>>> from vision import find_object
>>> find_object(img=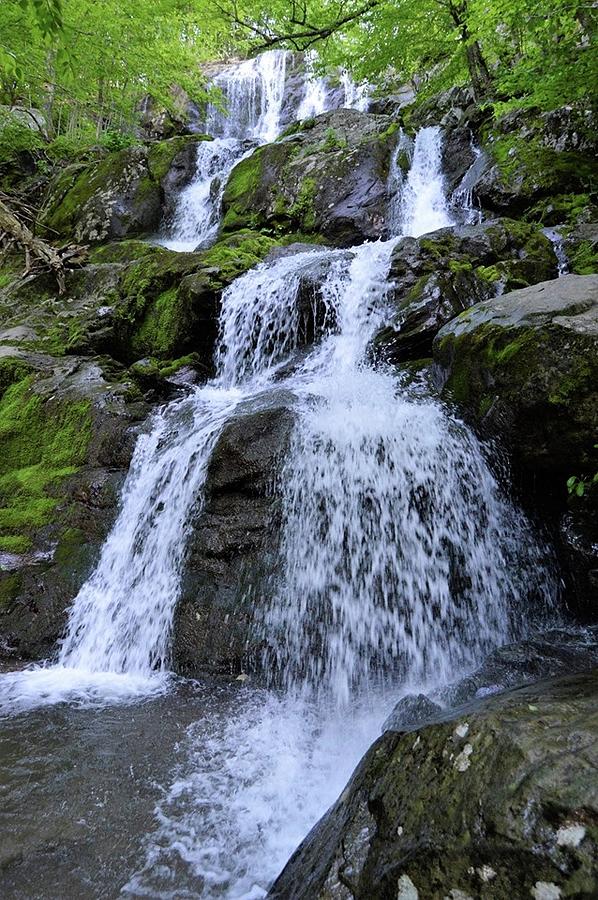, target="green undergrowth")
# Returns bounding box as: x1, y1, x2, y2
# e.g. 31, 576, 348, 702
0, 375, 92, 553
